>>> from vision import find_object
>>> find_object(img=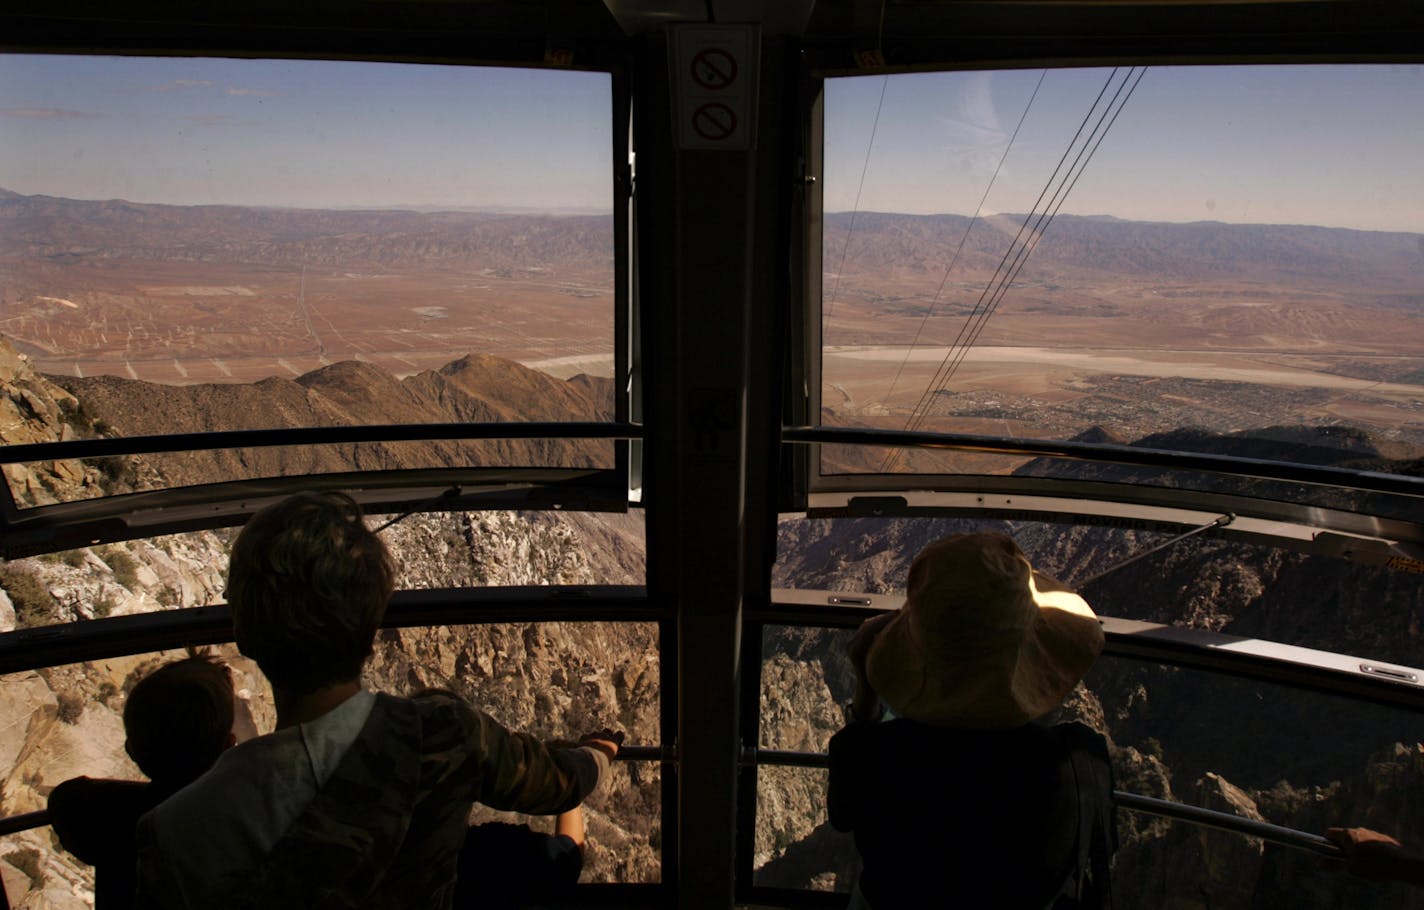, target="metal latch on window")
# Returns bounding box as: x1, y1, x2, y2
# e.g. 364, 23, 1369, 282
1360, 663, 1419, 684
